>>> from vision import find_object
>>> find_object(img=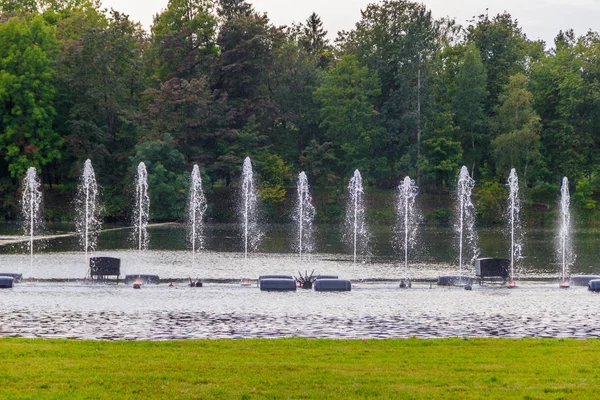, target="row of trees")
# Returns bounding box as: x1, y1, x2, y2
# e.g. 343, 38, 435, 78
1, 0, 600, 223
